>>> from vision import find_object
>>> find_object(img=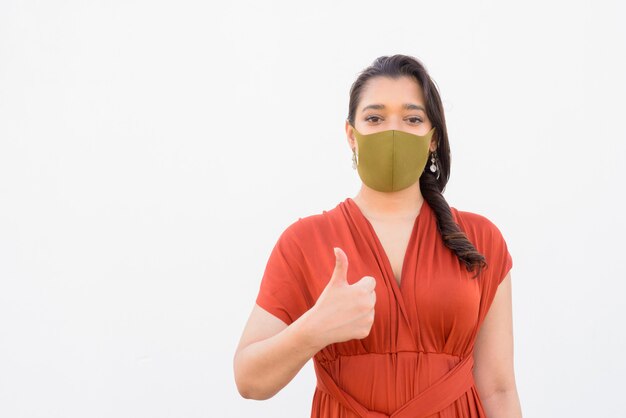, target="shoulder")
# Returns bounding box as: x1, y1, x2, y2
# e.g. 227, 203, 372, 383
451, 207, 500, 231
451, 206, 514, 283
280, 200, 344, 238
274, 207, 334, 247
450, 206, 509, 251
